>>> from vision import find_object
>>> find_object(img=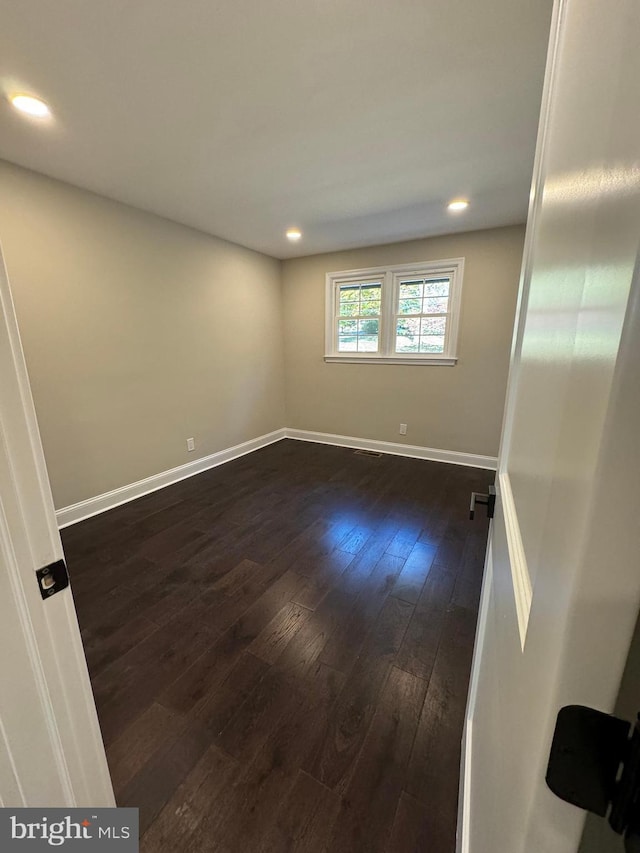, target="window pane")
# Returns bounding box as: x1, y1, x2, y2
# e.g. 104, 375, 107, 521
357, 335, 379, 352
399, 282, 423, 300
419, 336, 445, 353
360, 285, 382, 301
339, 286, 360, 302
338, 319, 357, 335
360, 300, 381, 316
398, 298, 422, 315
339, 301, 359, 316
397, 317, 420, 336
357, 319, 379, 335
396, 317, 420, 352
424, 279, 450, 297
338, 336, 358, 351
420, 317, 446, 335
396, 336, 419, 353
423, 296, 449, 313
